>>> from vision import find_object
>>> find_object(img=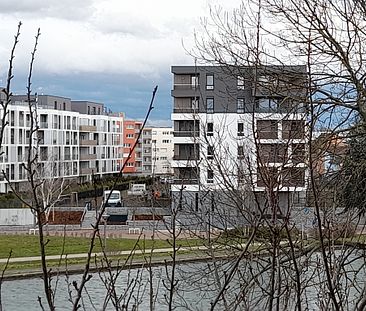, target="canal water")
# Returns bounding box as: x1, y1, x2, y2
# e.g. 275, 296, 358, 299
3, 263, 212, 311
3, 251, 366, 310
